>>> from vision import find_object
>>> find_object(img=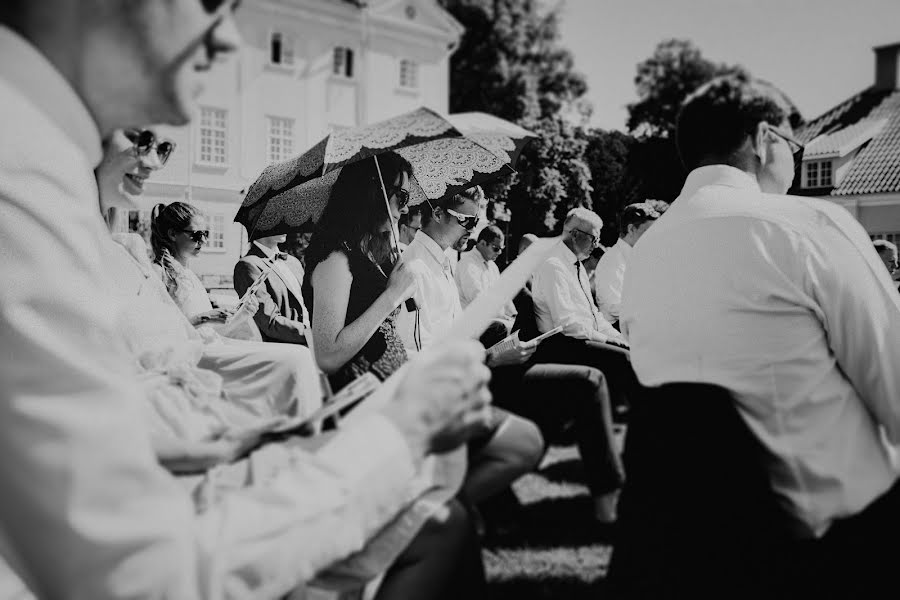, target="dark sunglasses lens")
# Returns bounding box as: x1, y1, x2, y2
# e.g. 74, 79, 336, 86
201, 0, 228, 12
190, 231, 210, 243
157, 142, 174, 164
462, 217, 478, 230
135, 130, 155, 153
